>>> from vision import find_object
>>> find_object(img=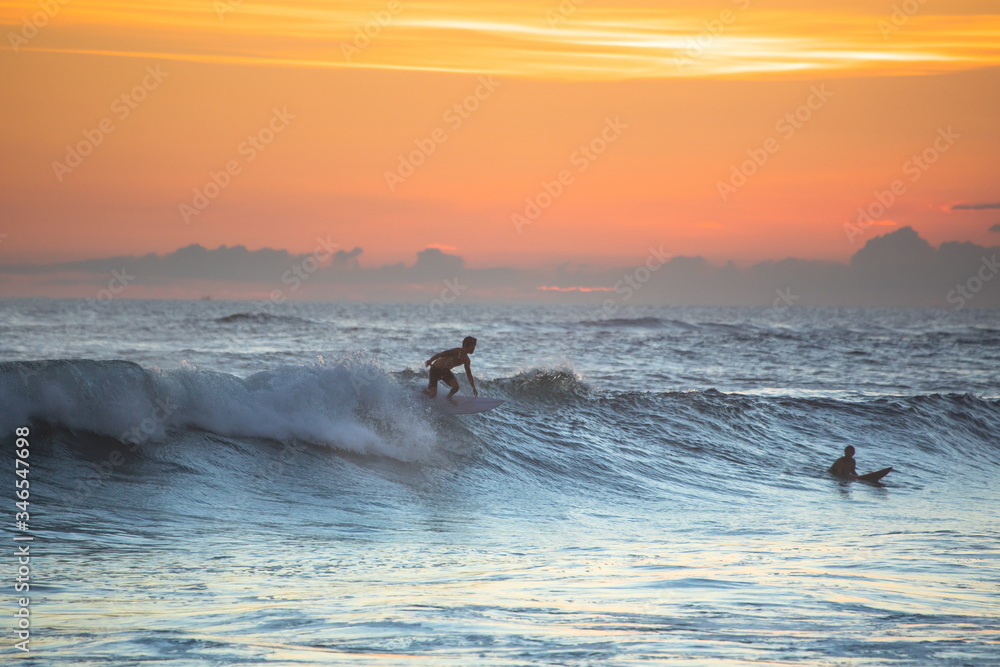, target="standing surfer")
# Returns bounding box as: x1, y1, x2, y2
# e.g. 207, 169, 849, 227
424, 336, 478, 404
